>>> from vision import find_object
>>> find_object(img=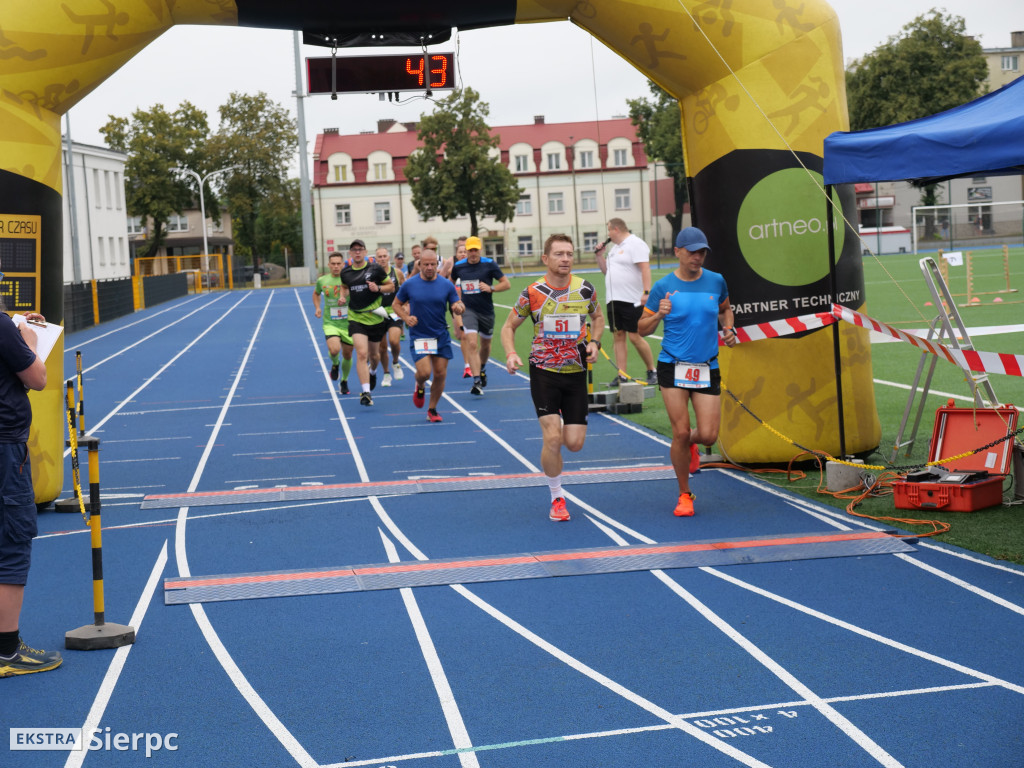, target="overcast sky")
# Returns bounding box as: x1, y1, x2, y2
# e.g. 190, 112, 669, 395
66, 0, 1024, 165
